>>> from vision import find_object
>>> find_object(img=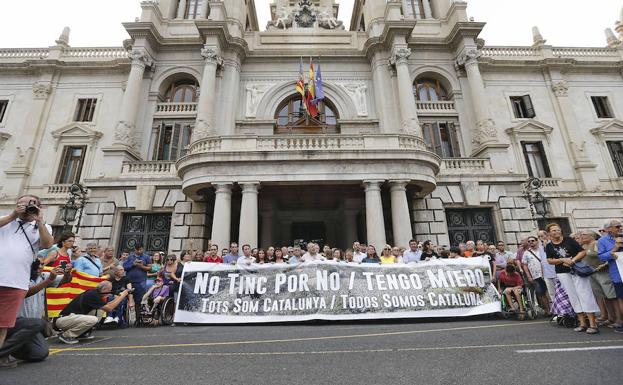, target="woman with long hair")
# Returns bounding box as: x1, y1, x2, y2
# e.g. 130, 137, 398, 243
421, 240, 439, 261
146, 252, 163, 290
545, 223, 600, 334
43, 232, 75, 267
362, 245, 380, 264
274, 248, 285, 264
257, 249, 267, 264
